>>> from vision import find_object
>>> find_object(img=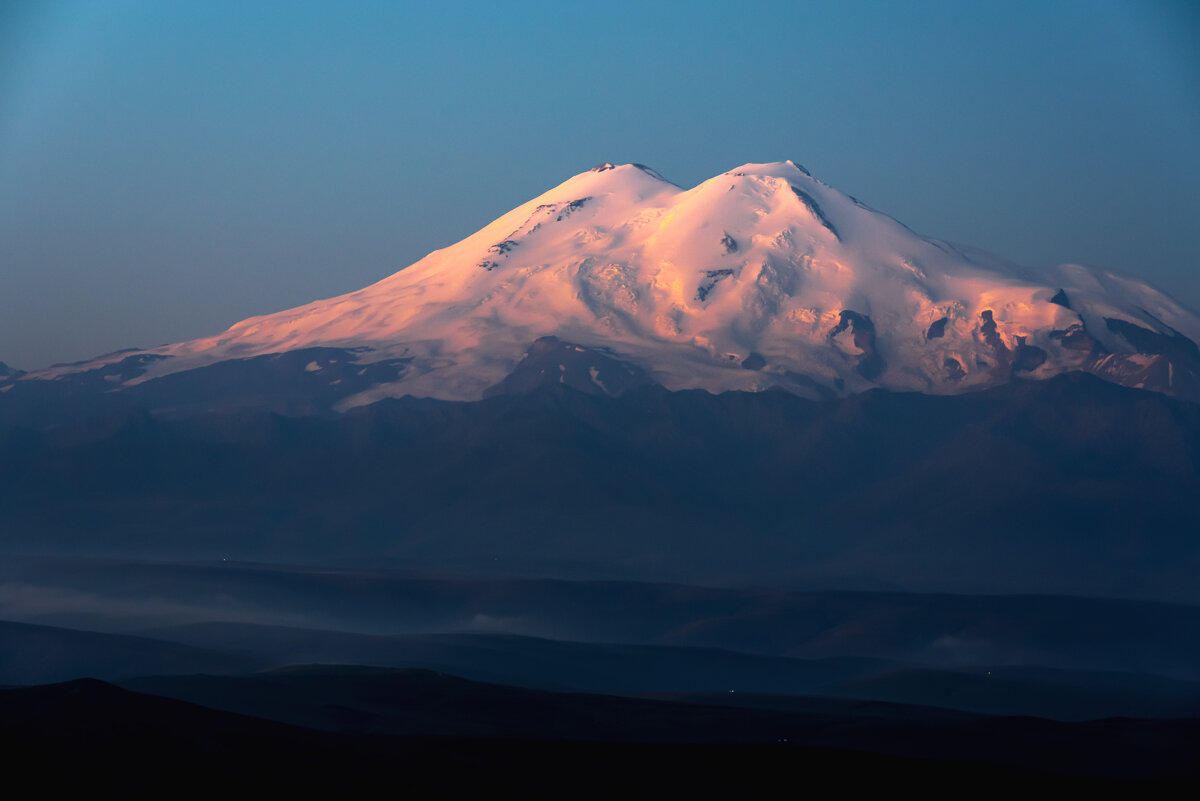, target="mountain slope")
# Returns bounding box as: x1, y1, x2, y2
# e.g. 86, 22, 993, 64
3, 376, 1199, 601
7, 161, 1200, 412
